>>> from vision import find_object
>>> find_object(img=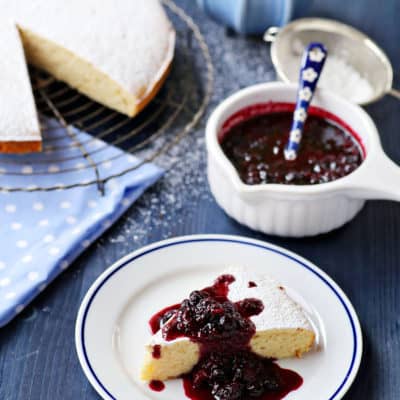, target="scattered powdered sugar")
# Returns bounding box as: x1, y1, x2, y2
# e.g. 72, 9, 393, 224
103, 131, 213, 250
318, 55, 375, 104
